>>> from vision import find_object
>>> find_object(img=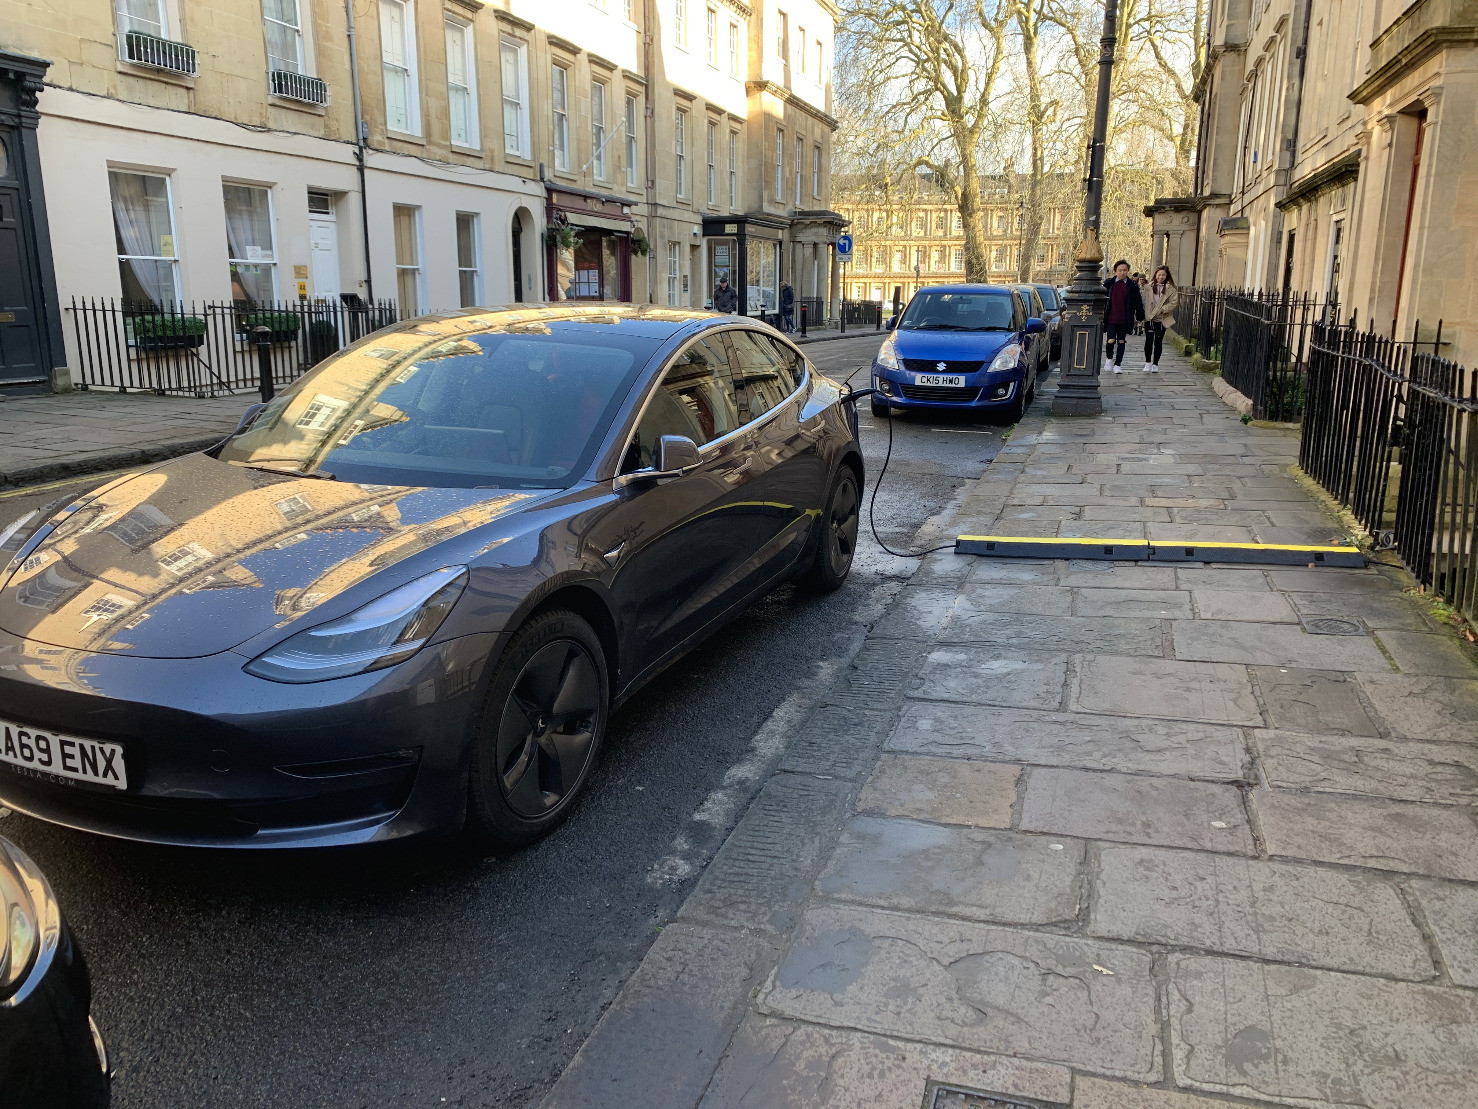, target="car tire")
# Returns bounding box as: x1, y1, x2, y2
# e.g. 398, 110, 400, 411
465, 609, 609, 849
799, 467, 861, 593
870, 396, 890, 420
1002, 382, 1028, 424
